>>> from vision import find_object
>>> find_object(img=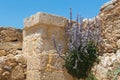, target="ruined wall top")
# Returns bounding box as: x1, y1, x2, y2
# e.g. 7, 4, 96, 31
24, 12, 68, 29
100, 0, 120, 12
